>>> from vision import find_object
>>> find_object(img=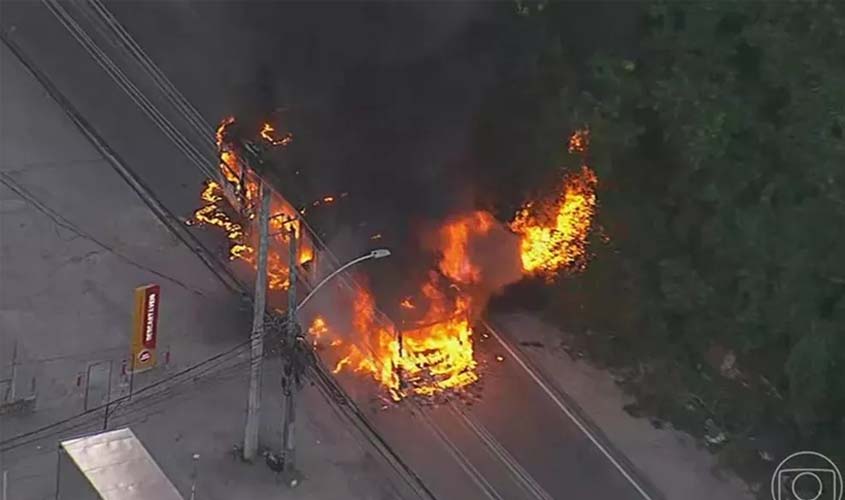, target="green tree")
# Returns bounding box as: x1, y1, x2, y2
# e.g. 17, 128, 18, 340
574, 0, 845, 459
484, 0, 845, 474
